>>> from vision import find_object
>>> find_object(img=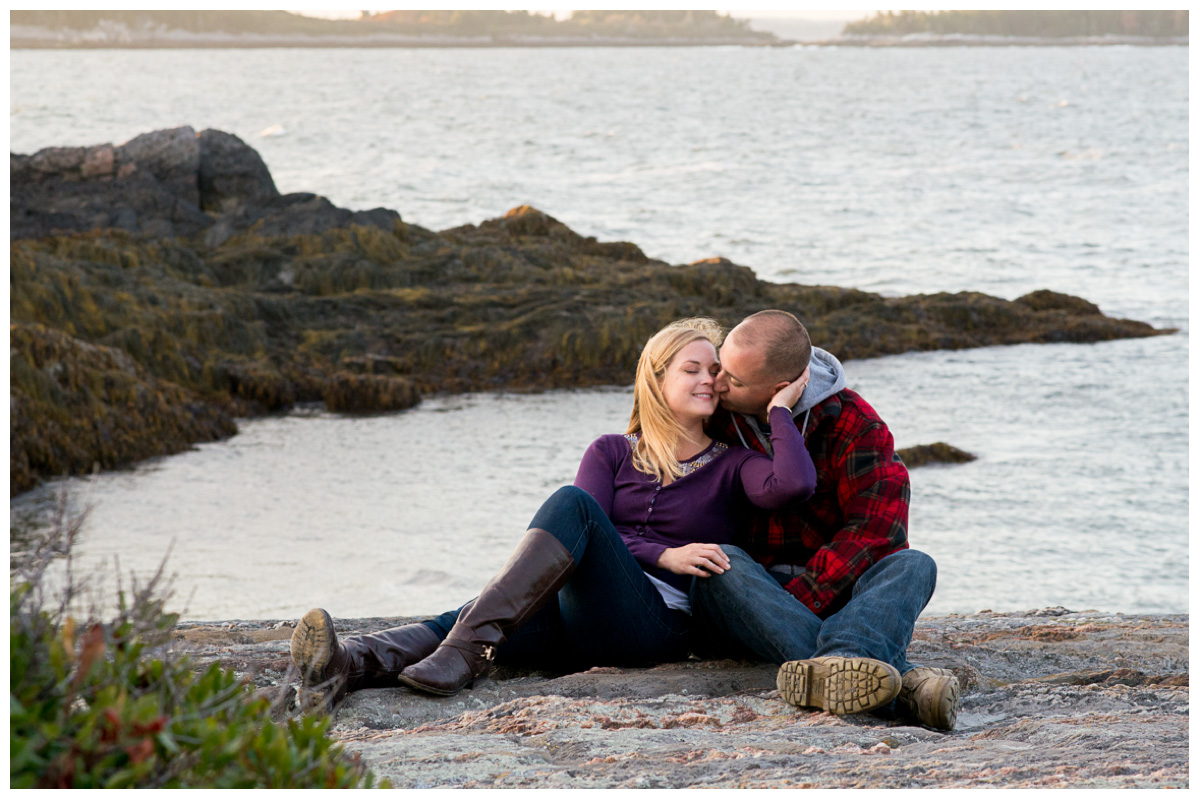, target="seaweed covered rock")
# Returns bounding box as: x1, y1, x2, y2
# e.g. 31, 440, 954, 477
8, 128, 1172, 495
322, 373, 420, 413
897, 442, 977, 468
9, 323, 237, 496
